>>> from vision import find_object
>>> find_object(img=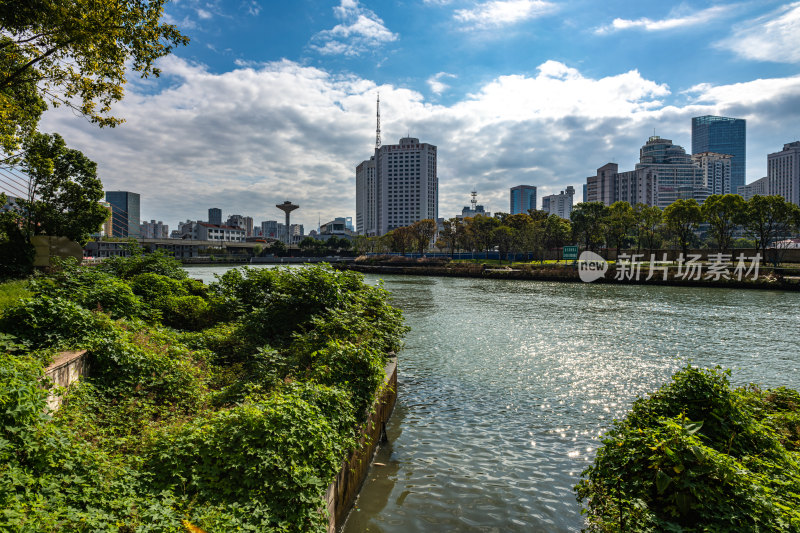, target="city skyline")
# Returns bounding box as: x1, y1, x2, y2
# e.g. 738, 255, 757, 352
32, 1, 800, 230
